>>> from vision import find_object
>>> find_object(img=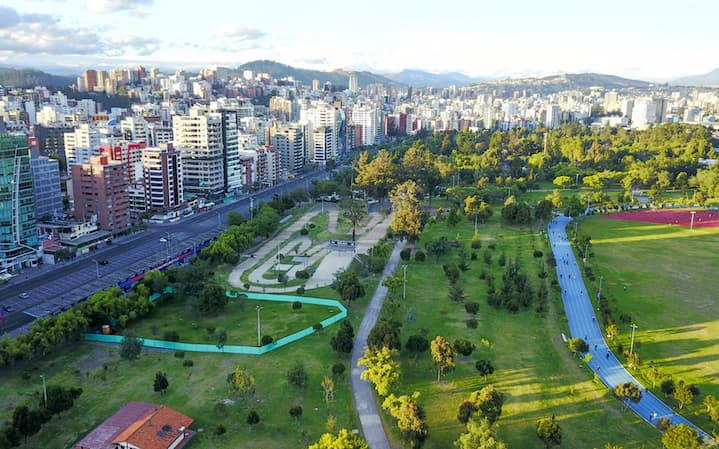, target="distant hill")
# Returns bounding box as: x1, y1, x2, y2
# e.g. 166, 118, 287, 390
383, 69, 491, 88
468, 72, 653, 95
0, 68, 75, 89
671, 68, 719, 86
227, 60, 403, 89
